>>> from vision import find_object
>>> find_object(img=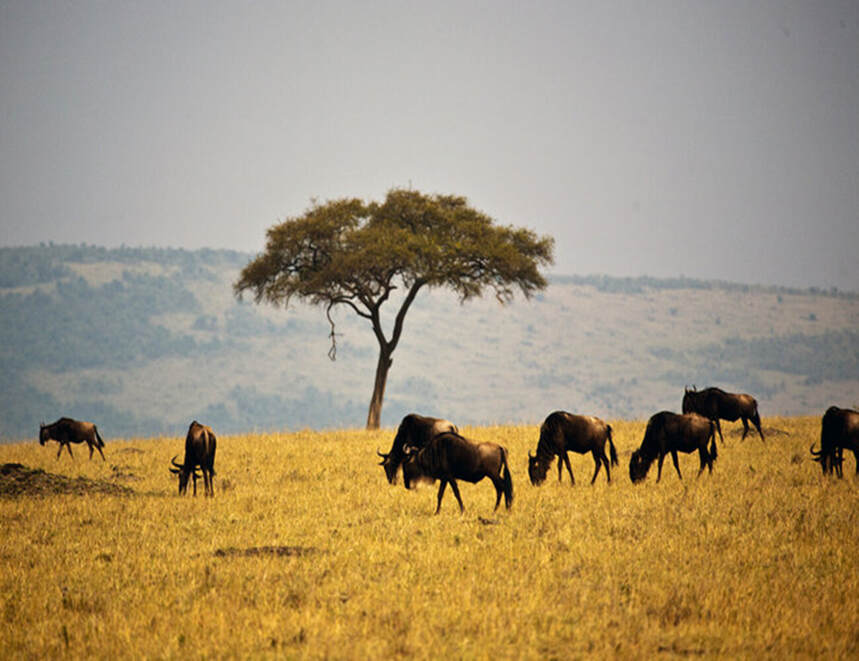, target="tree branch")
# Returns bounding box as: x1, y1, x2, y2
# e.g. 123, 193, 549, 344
389, 278, 426, 350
